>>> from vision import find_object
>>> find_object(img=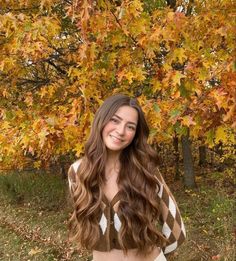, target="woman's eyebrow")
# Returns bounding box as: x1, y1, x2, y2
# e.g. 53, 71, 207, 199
113, 114, 137, 126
